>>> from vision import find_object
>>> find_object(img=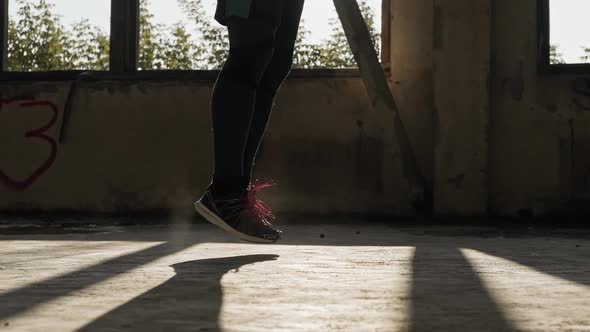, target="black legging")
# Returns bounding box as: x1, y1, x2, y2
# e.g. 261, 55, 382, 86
209, 0, 305, 195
